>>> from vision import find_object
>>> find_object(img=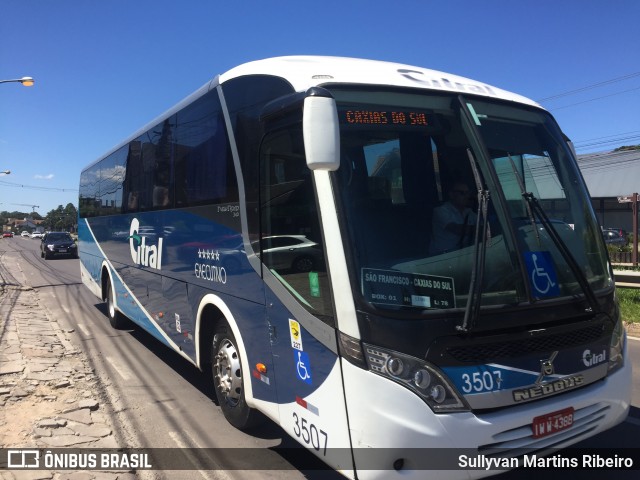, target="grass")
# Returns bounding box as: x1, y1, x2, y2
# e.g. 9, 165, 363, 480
617, 287, 640, 324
